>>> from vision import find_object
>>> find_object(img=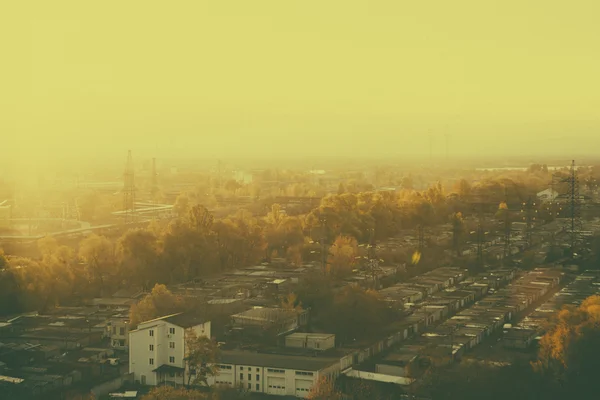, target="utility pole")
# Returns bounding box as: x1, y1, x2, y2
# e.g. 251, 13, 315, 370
320, 216, 328, 275
452, 213, 463, 257
123, 150, 135, 224
217, 159, 222, 190
476, 220, 484, 269
567, 160, 582, 256
503, 188, 512, 261
367, 228, 381, 289
151, 157, 159, 218
521, 196, 536, 248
